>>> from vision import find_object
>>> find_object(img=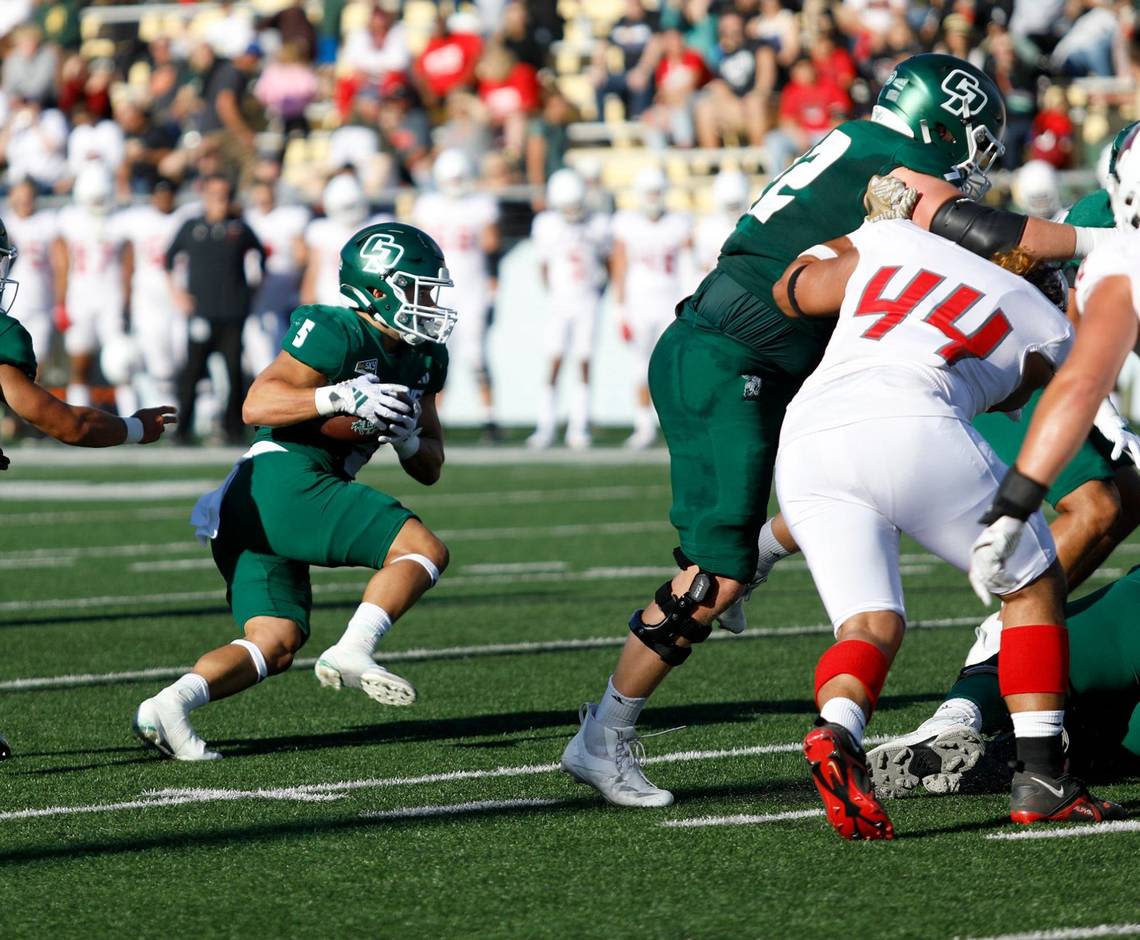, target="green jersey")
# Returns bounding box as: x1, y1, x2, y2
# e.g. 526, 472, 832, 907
709, 119, 950, 354
1062, 190, 1114, 275
0, 312, 37, 380
254, 304, 448, 475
